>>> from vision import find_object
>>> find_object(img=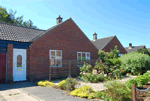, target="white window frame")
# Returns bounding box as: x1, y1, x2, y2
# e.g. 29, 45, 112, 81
49, 50, 62, 67
77, 52, 90, 67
